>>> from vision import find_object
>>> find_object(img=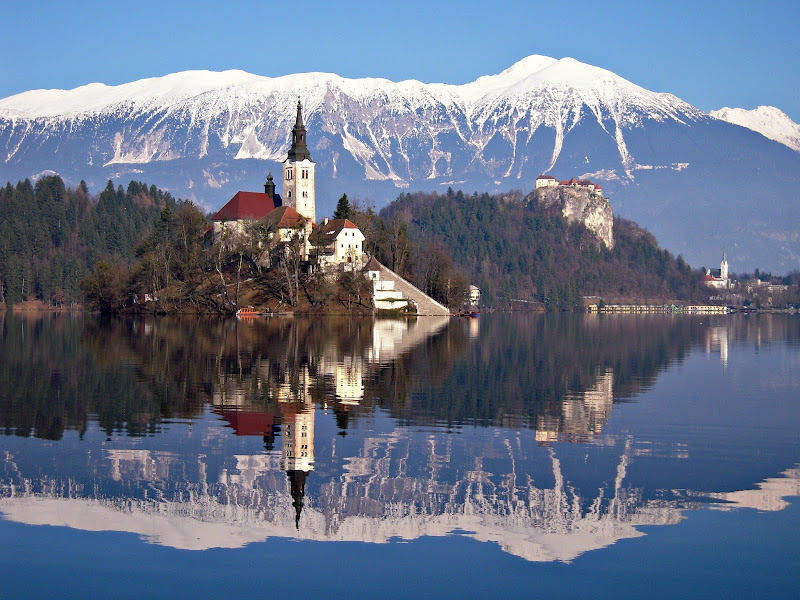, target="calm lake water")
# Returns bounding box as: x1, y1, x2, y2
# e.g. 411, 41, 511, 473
1, 312, 799, 599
